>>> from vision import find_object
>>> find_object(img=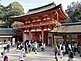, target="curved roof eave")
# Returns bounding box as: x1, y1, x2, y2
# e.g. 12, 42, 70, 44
11, 2, 68, 21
